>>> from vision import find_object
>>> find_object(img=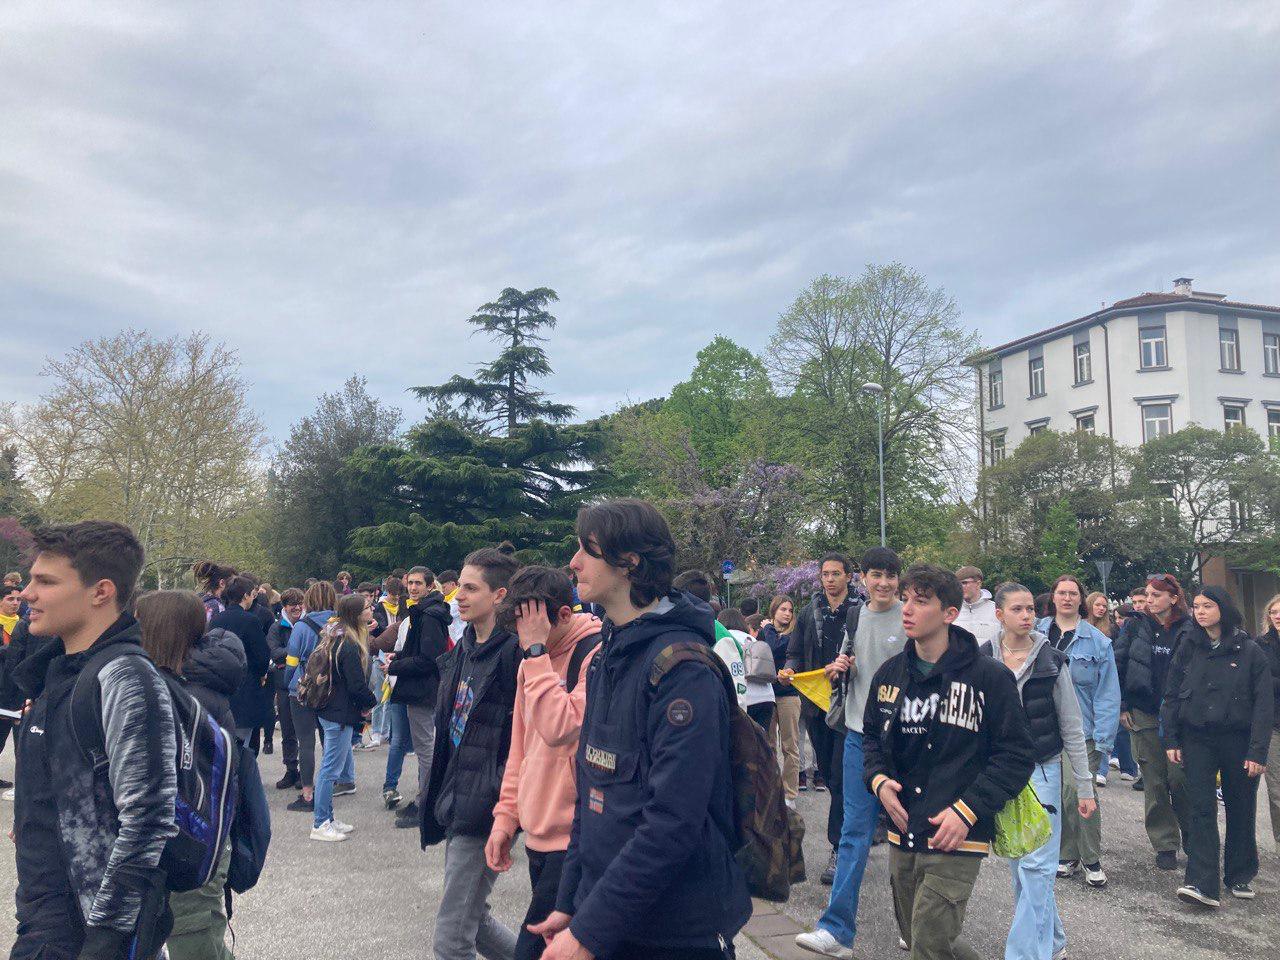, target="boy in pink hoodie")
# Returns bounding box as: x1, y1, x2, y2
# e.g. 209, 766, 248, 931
486, 567, 602, 960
